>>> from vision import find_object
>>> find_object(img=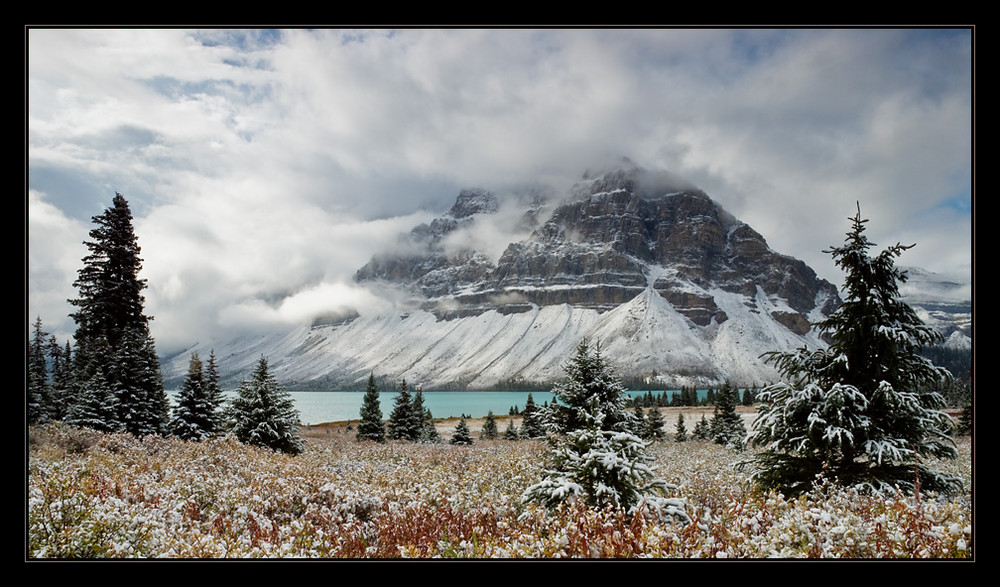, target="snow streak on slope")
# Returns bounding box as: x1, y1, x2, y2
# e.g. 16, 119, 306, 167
171, 260, 828, 390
